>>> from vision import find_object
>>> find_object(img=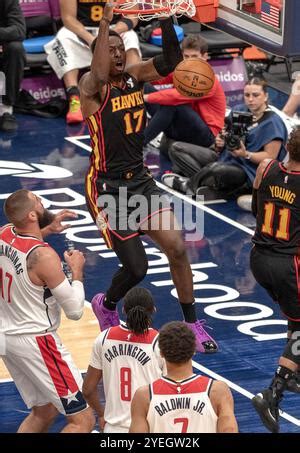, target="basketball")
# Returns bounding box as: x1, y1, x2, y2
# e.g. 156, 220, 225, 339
173, 59, 215, 98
